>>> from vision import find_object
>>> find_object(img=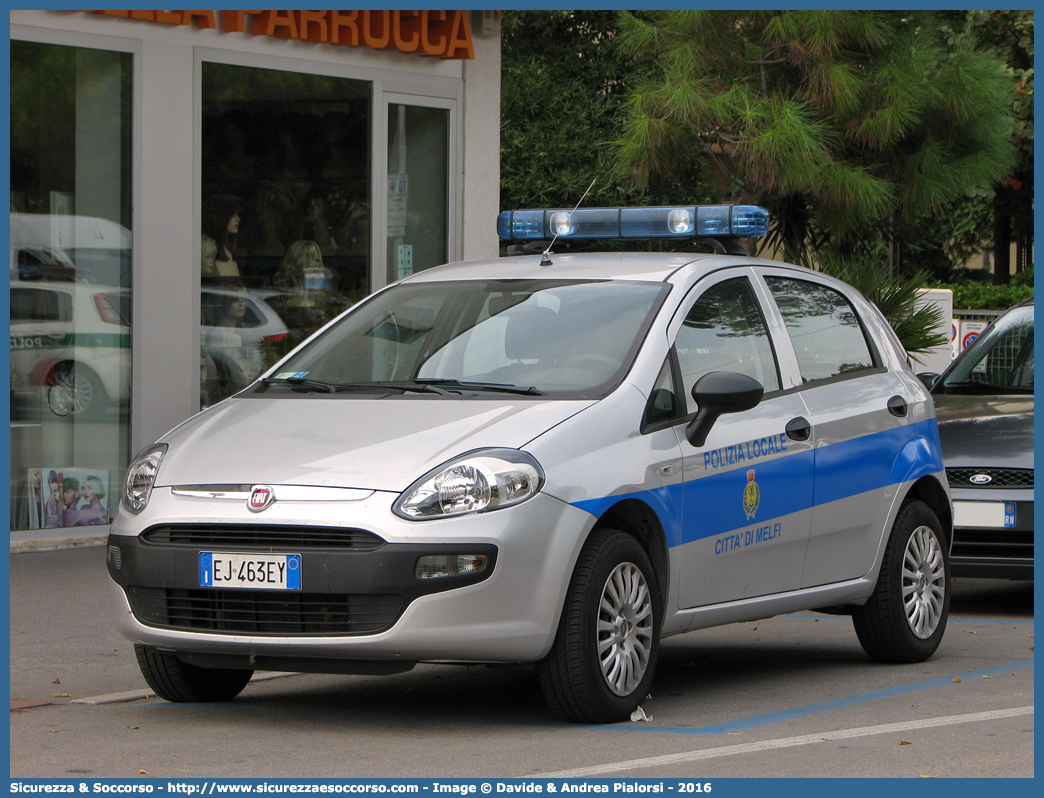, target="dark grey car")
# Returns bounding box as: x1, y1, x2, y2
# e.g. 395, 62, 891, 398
931, 298, 1033, 579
